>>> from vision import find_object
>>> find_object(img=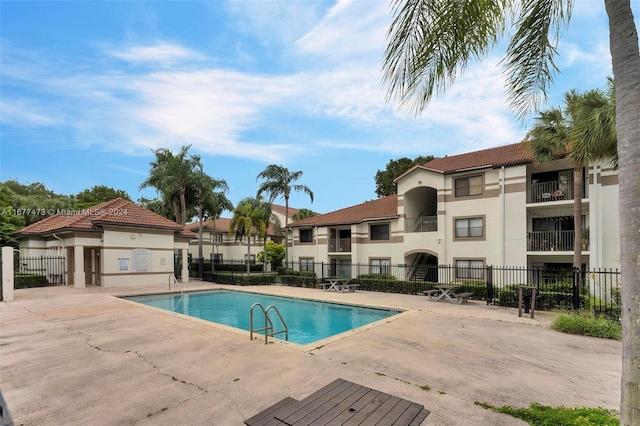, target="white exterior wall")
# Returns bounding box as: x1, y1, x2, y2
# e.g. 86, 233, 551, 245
590, 165, 621, 270
188, 230, 270, 262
